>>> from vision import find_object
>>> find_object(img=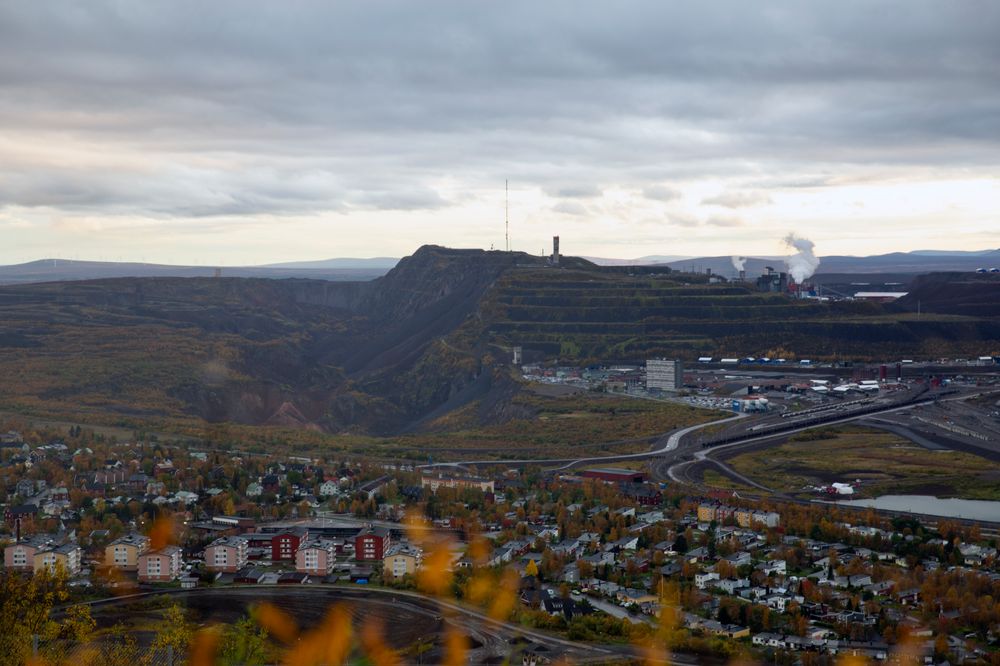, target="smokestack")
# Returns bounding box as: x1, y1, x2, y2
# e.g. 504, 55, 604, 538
706, 268, 712, 276
739, 270, 746, 281
552, 236, 560, 266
